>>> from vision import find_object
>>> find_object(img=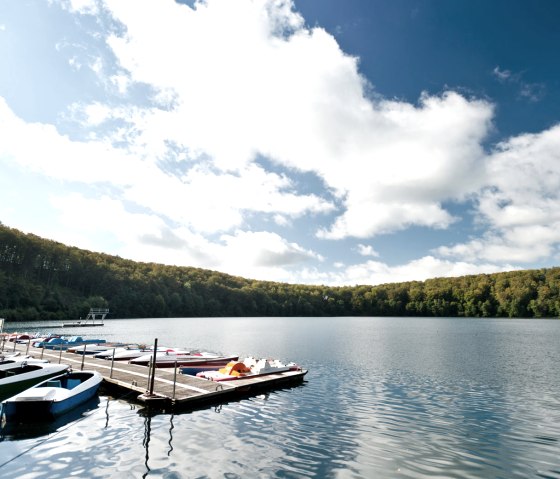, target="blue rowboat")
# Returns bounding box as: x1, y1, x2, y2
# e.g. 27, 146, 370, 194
0, 362, 71, 402
2, 370, 102, 420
